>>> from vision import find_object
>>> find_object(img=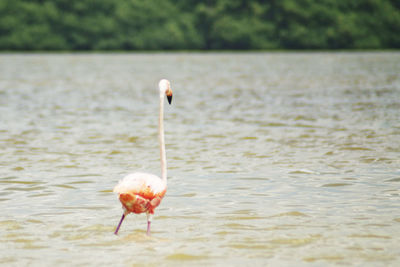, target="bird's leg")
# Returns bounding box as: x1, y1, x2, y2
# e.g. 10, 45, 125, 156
146, 213, 153, 236
114, 213, 126, 235
147, 221, 151, 236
